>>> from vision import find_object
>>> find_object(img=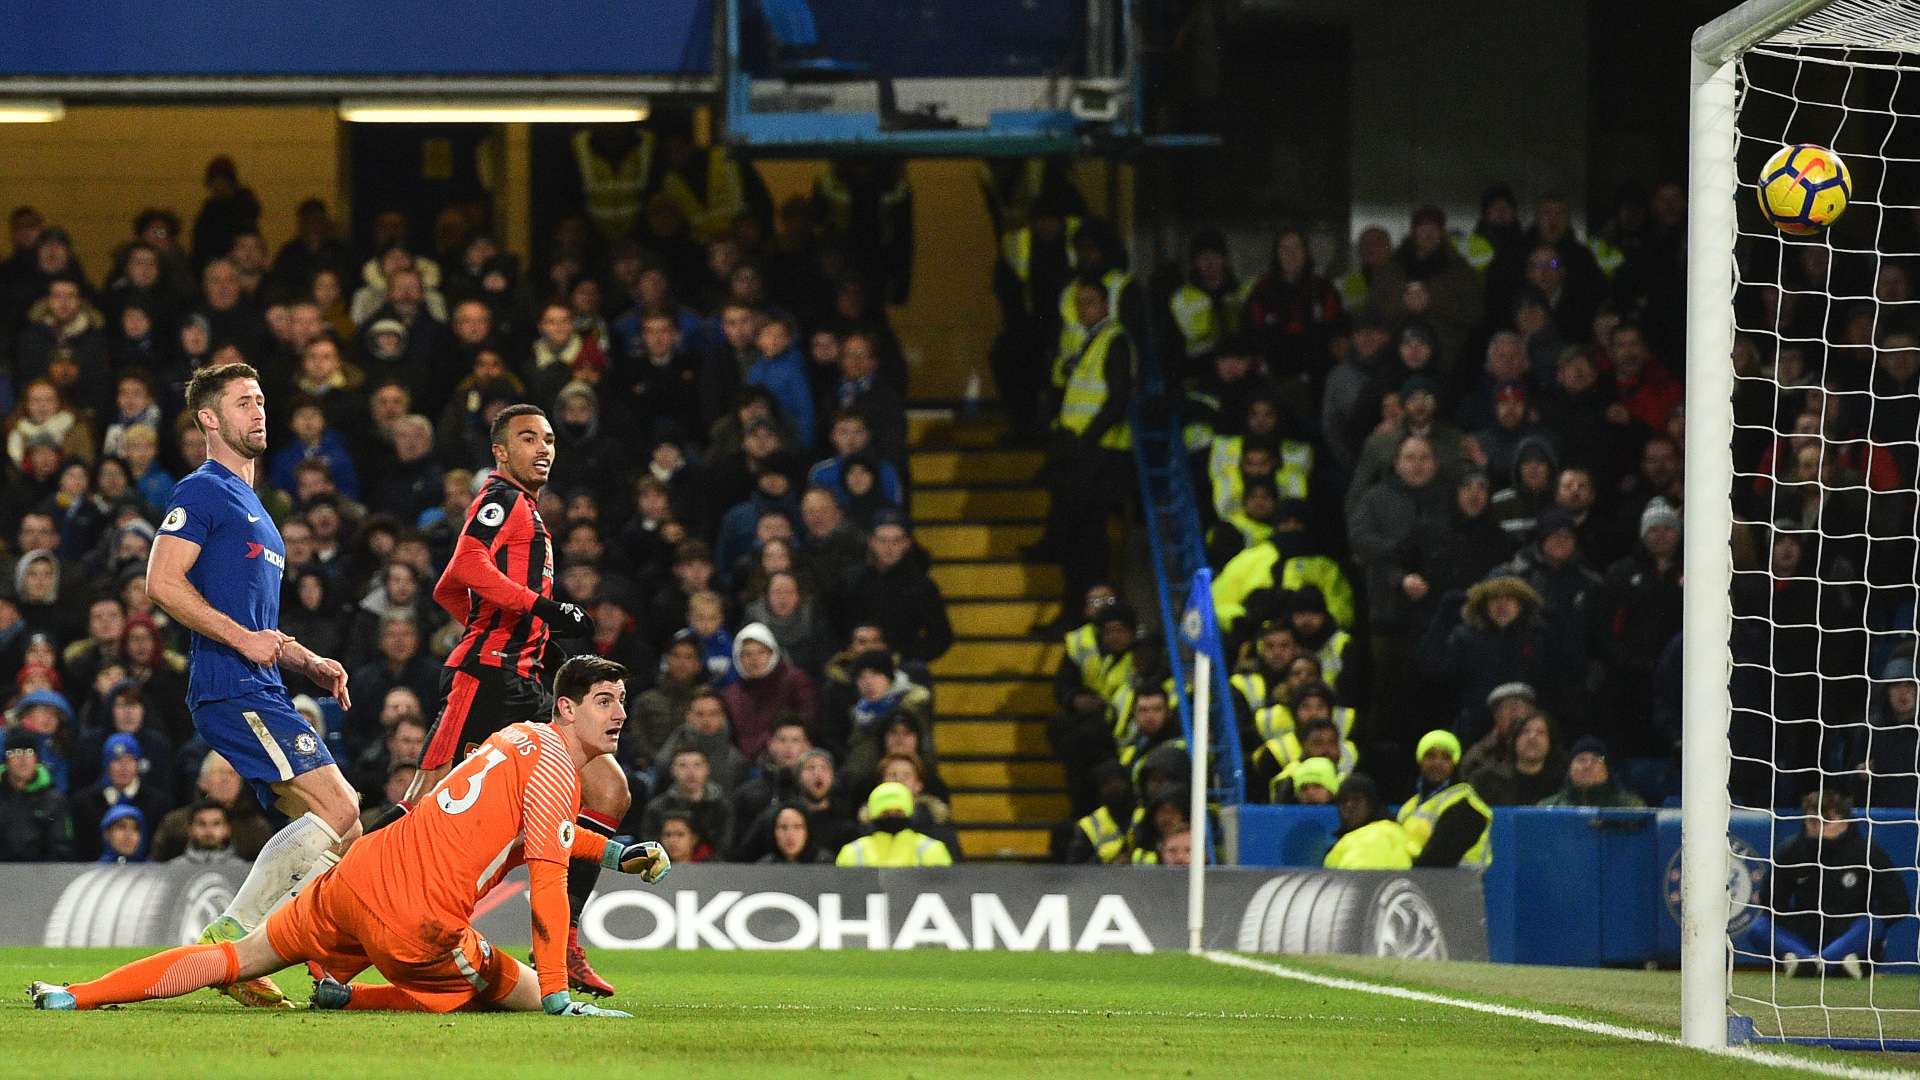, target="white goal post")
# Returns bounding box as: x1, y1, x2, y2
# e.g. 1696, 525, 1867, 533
1687, 0, 1920, 1052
